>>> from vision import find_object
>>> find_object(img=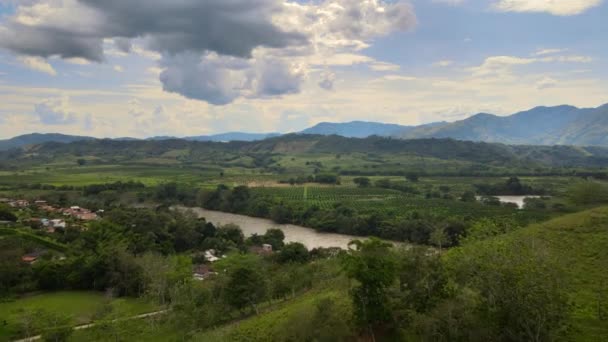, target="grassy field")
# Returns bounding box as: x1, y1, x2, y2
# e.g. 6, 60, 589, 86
0, 291, 158, 341
447, 206, 608, 341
